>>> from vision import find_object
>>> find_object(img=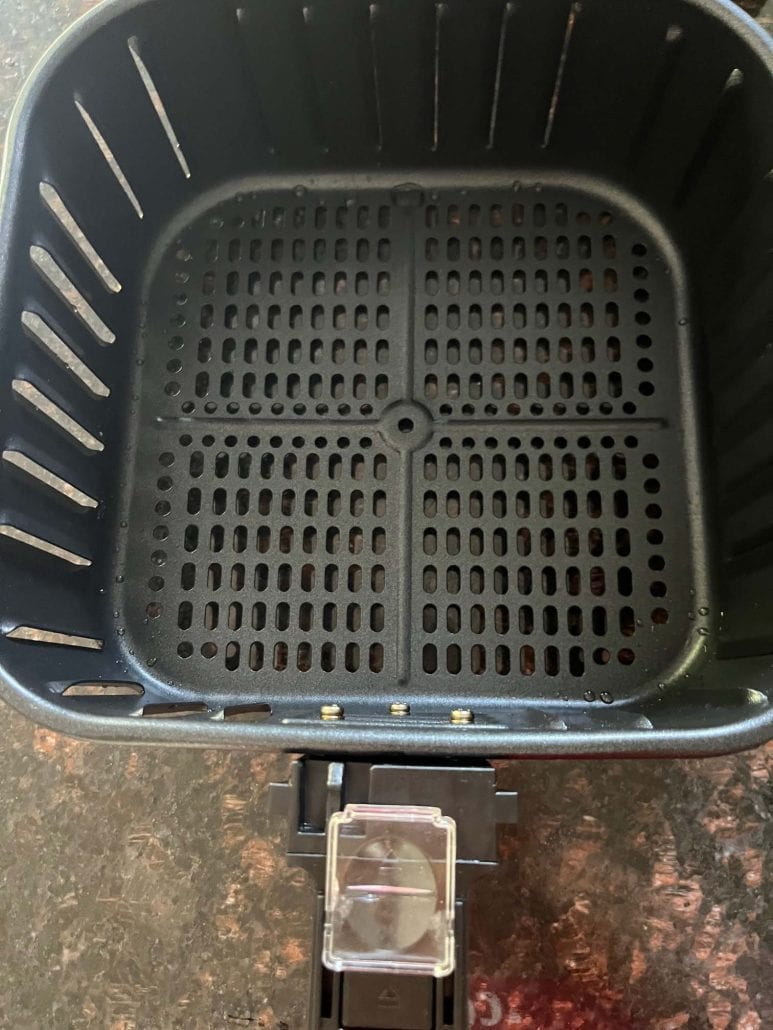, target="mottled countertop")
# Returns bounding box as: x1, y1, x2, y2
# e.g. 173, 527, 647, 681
0, 2, 771, 1028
